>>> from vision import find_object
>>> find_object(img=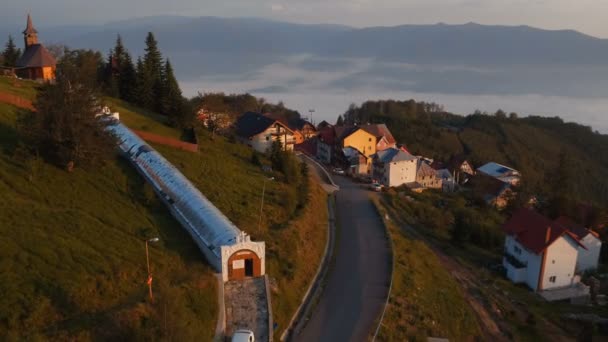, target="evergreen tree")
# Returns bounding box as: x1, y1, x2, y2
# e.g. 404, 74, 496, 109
2, 35, 21, 67
336, 114, 344, 126
120, 52, 137, 102
143, 32, 164, 112
161, 59, 186, 125
104, 50, 119, 97
19, 52, 116, 169
135, 56, 153, 109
